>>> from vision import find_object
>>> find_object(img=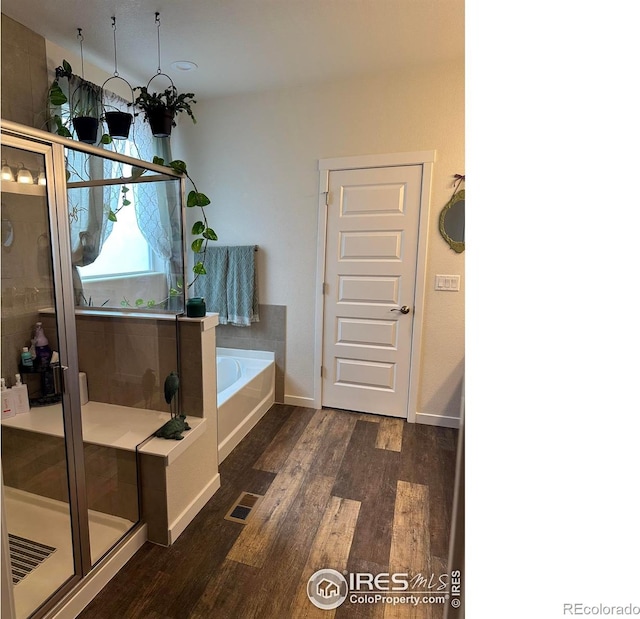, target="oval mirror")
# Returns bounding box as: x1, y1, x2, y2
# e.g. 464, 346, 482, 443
439, 189, 465, 253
